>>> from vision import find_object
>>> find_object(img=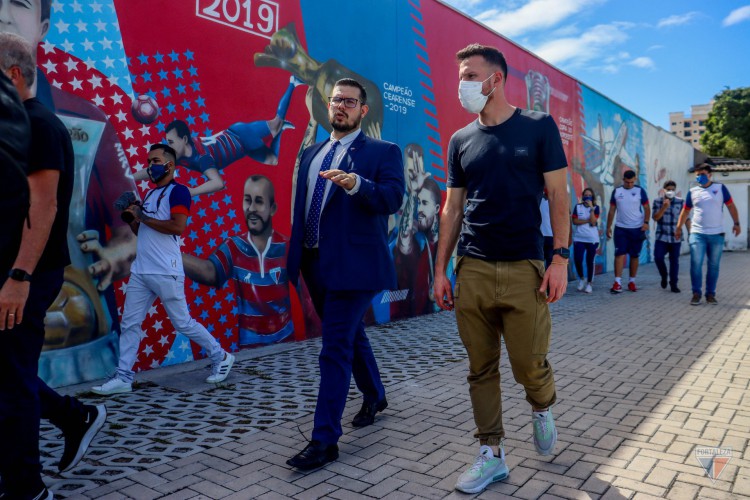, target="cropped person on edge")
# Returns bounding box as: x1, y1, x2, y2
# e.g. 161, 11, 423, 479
572, 187, 600, 293
434, 44, 569, 494
0, 33, 105, 500
540, 188, 554, 268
